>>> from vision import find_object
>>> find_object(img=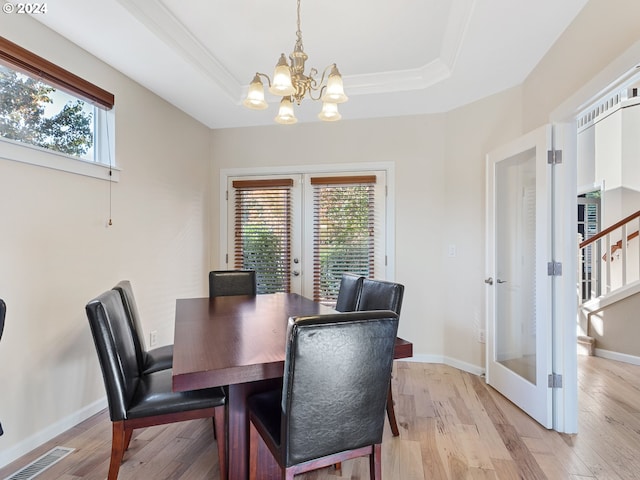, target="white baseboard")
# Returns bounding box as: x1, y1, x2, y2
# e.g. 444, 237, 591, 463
398, 353, 485, 377
595, 348, 640, 366
0, 397, 107, 469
